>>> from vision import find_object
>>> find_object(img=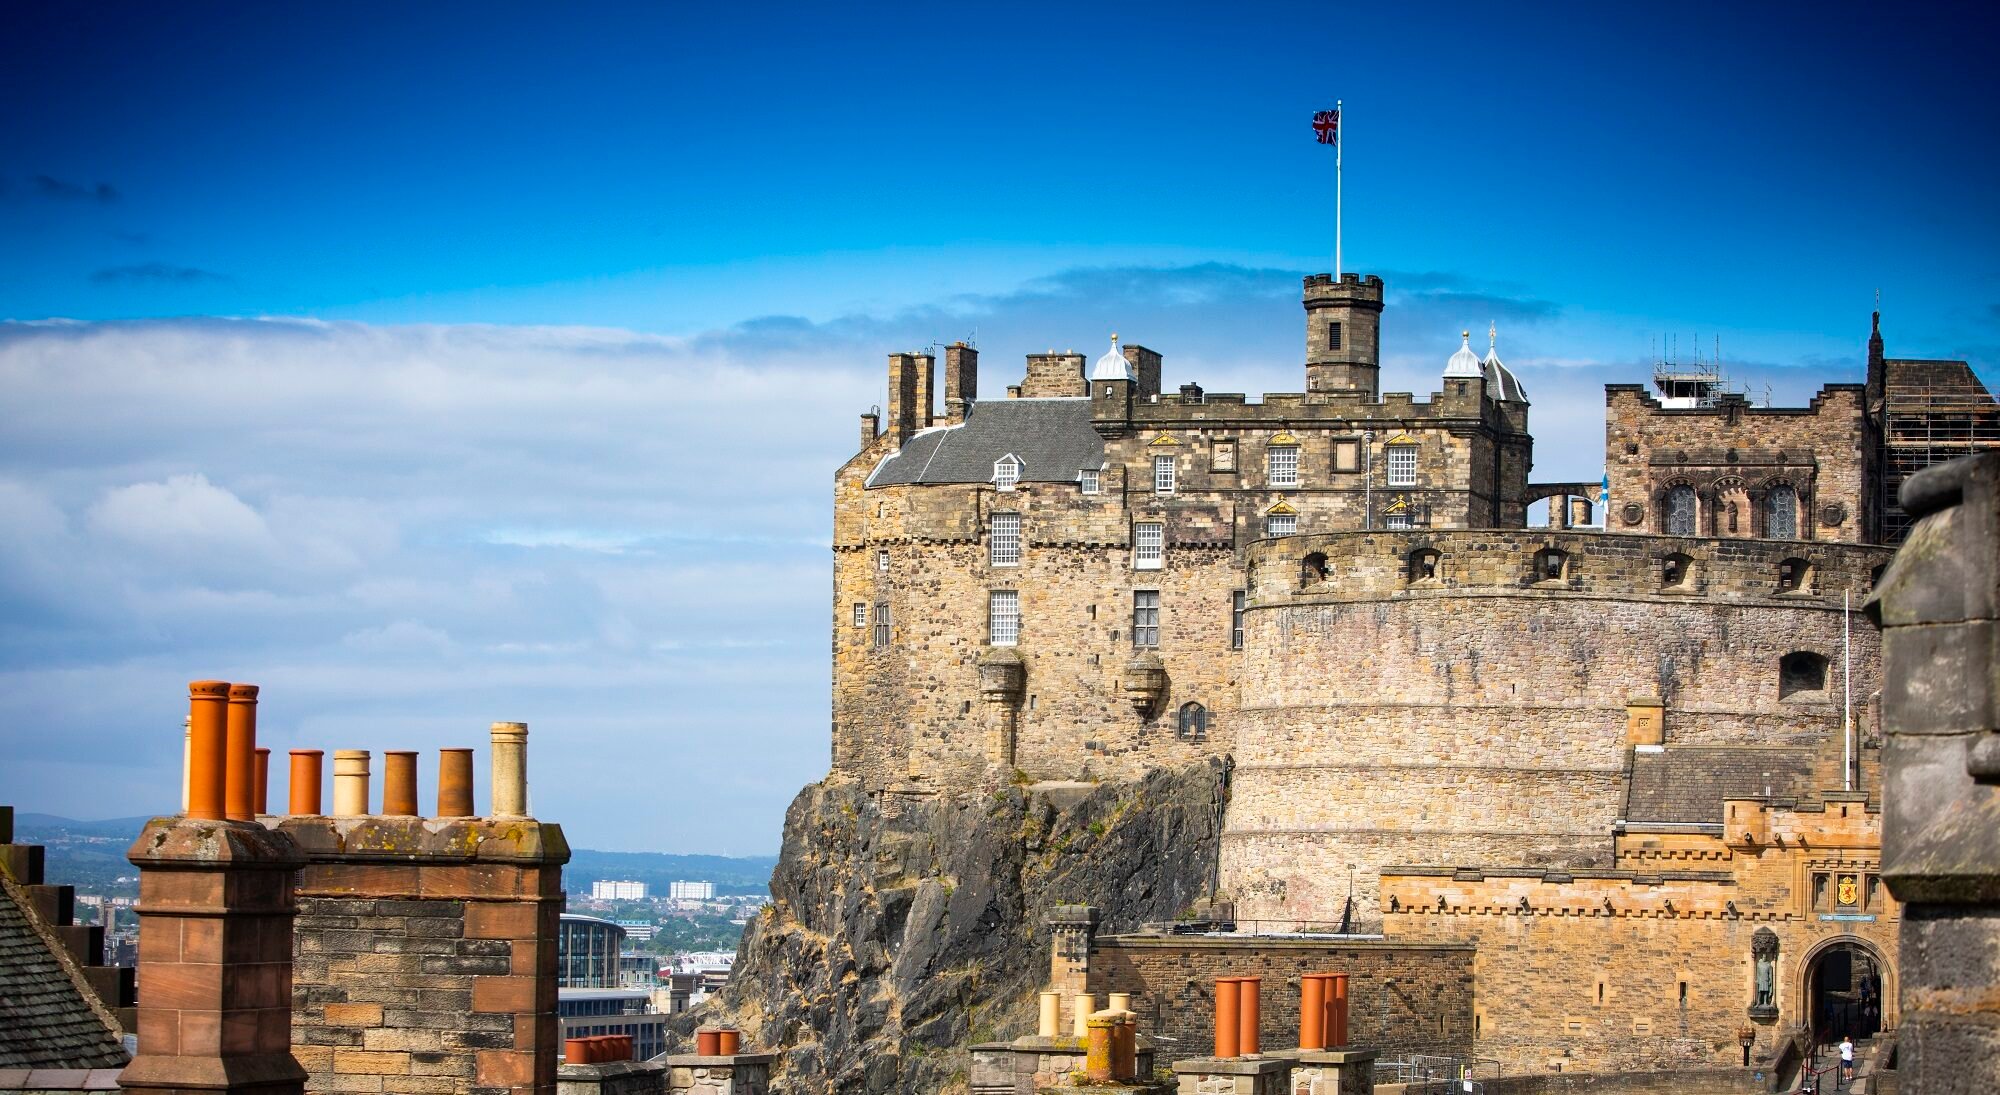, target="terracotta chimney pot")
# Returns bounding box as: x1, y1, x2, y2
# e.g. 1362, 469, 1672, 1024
716, 1029, 739, 1056
490, 722, 528, 818
695, 1028, 721, 1057
225, 683, 259, 821
253, 747, 271, 815
186, 681, 230, 820
437, 748, 475, 817
1301, 973, 1327, 1050
1214, 978, 1241, 1059
332, 750, 371, 816
382, 751, 418, 816
1084, 1013, 1115, 1083
1238, 975, 1261, 1055
289, 750, 324, 815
